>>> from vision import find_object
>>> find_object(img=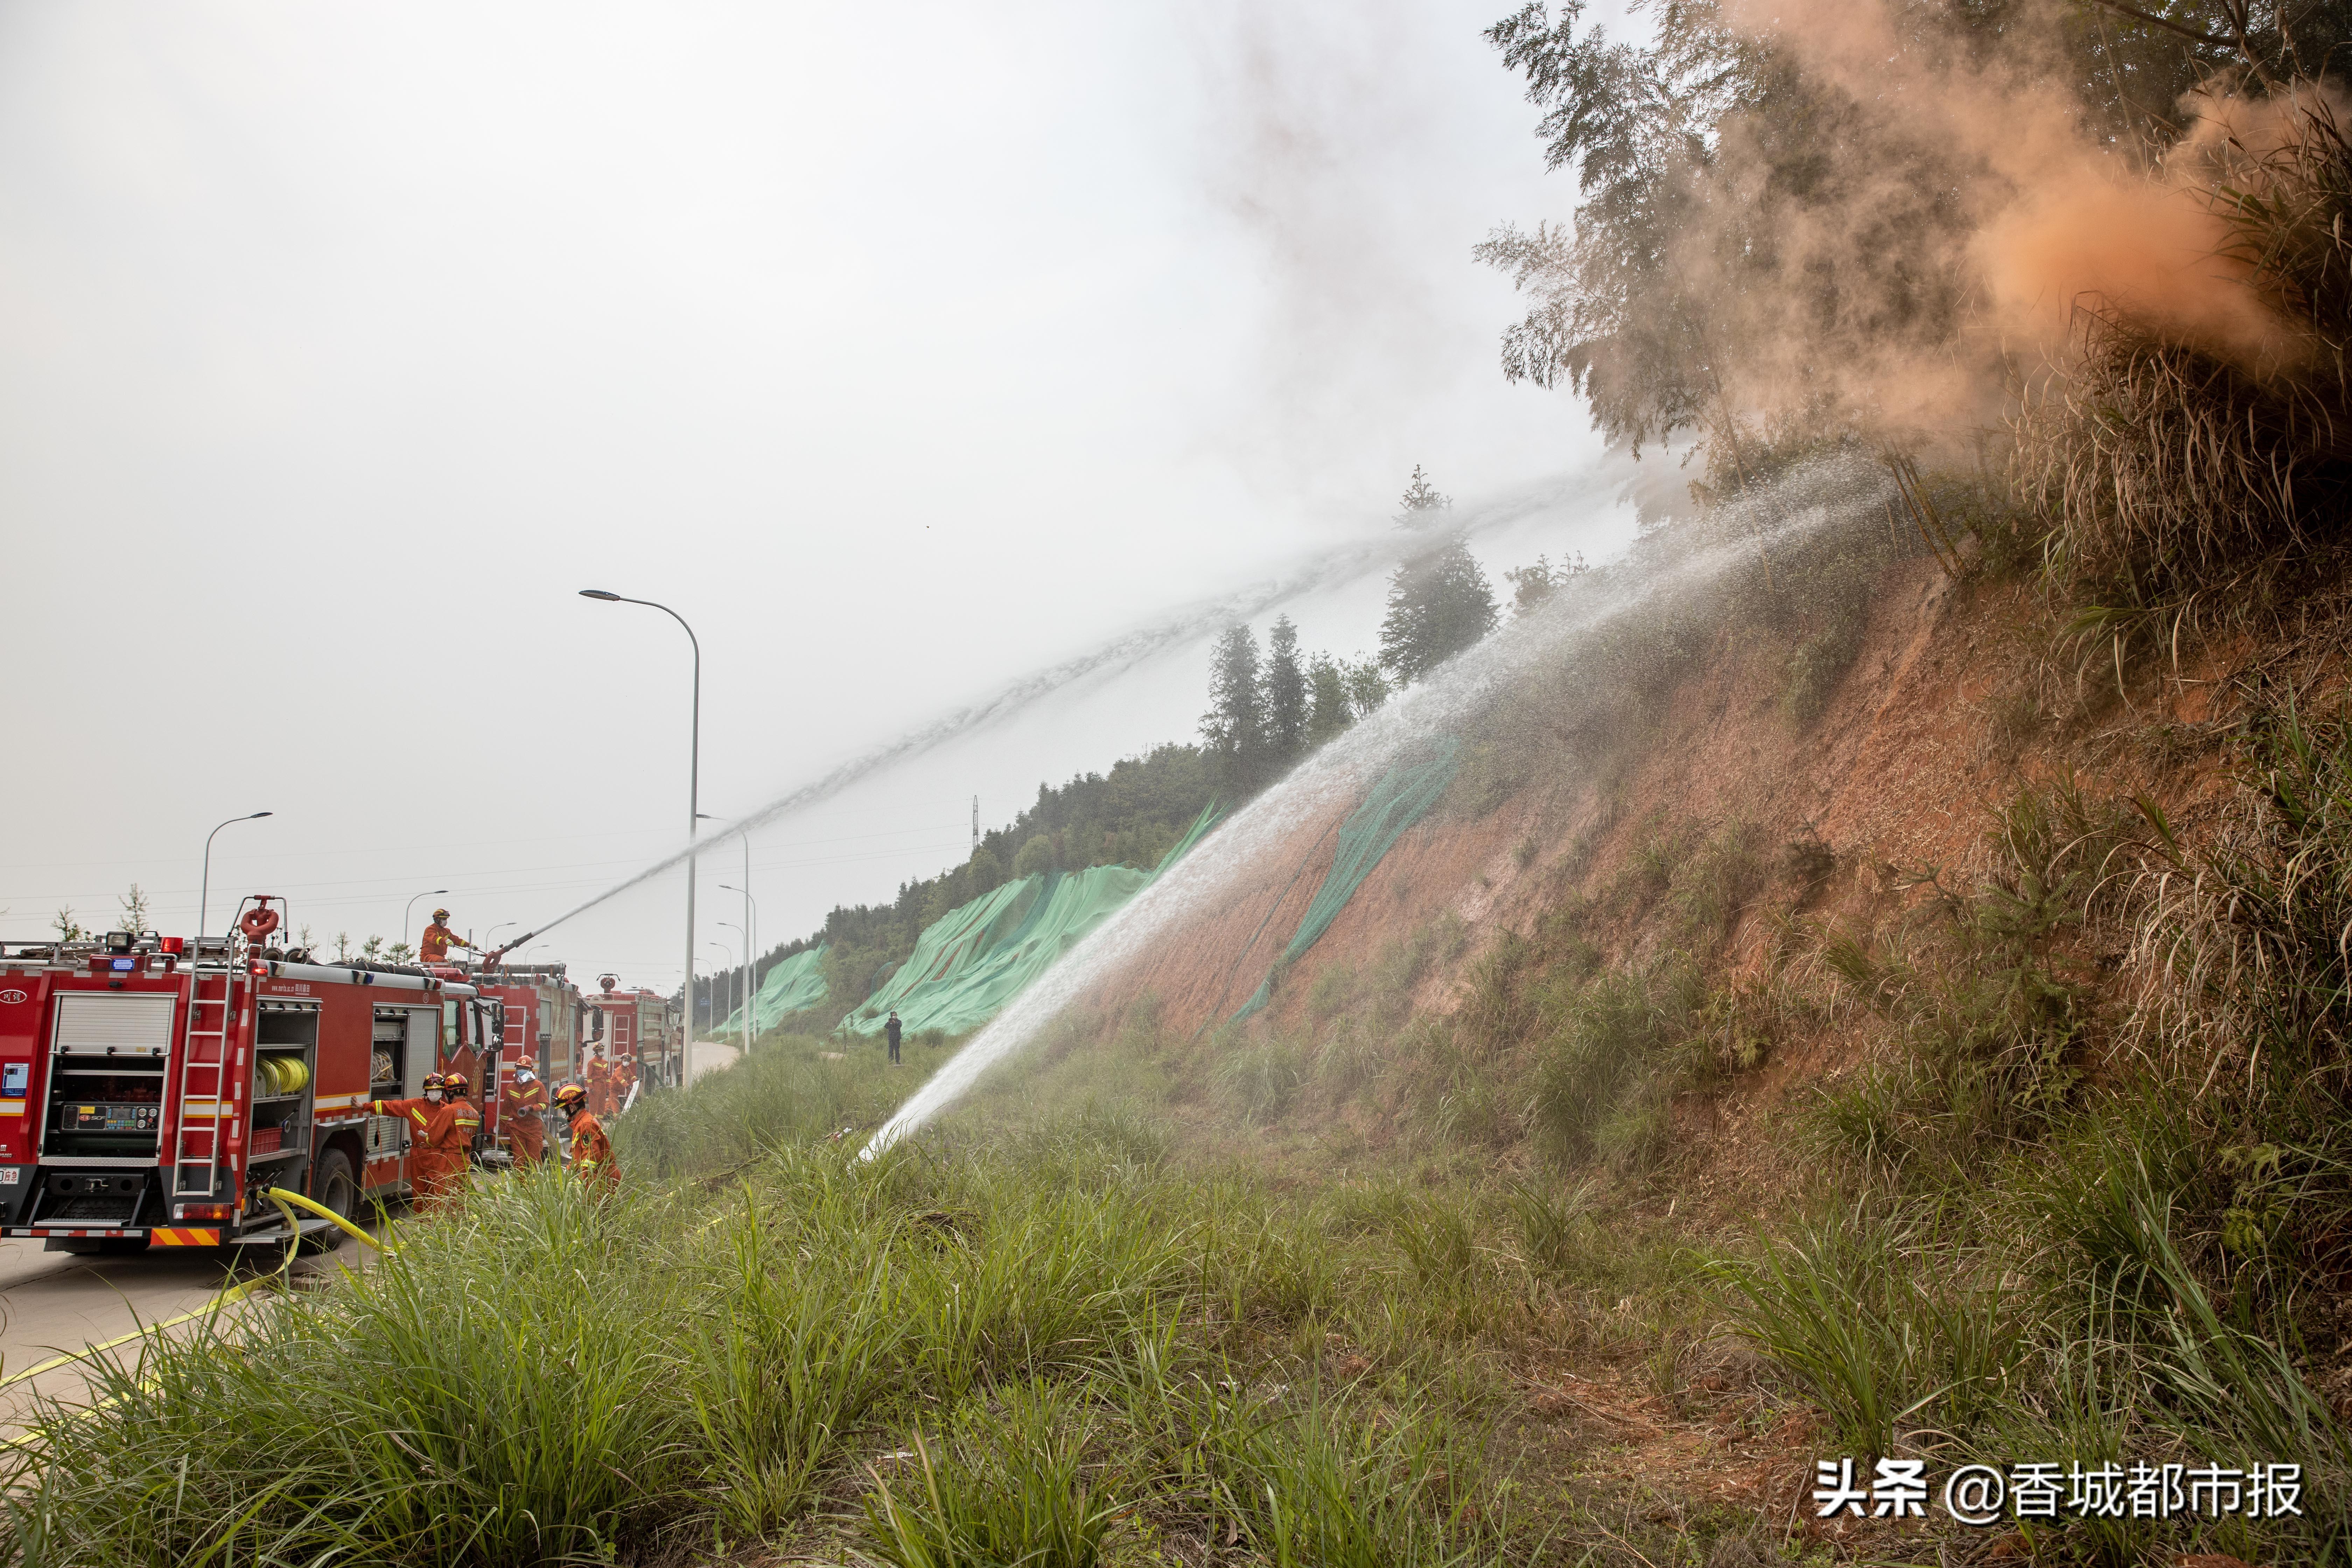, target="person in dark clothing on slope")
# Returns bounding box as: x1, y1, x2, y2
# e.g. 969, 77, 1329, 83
885, 1010, 903, 1065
